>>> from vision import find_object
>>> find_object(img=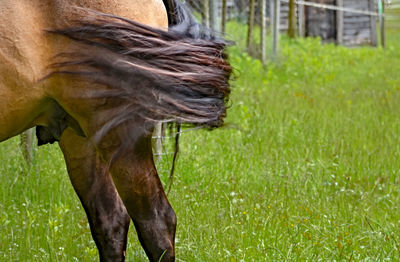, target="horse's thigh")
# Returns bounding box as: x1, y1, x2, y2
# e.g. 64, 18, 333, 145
59, 128, 130, 262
